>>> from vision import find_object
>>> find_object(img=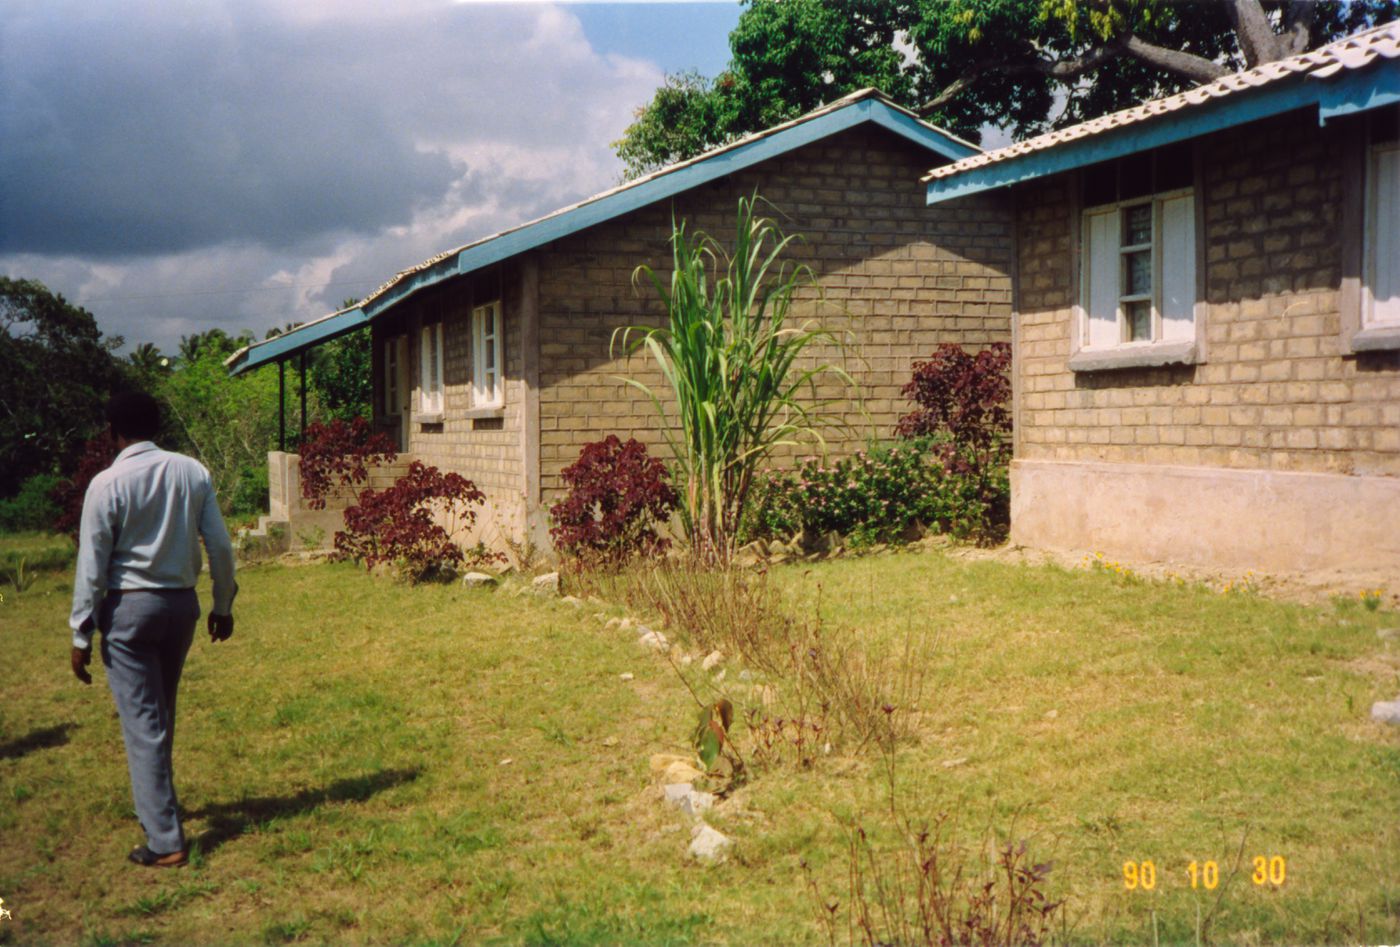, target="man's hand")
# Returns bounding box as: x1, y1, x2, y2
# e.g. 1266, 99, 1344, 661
208, 613, 234, 643
71, 646, 92, 685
